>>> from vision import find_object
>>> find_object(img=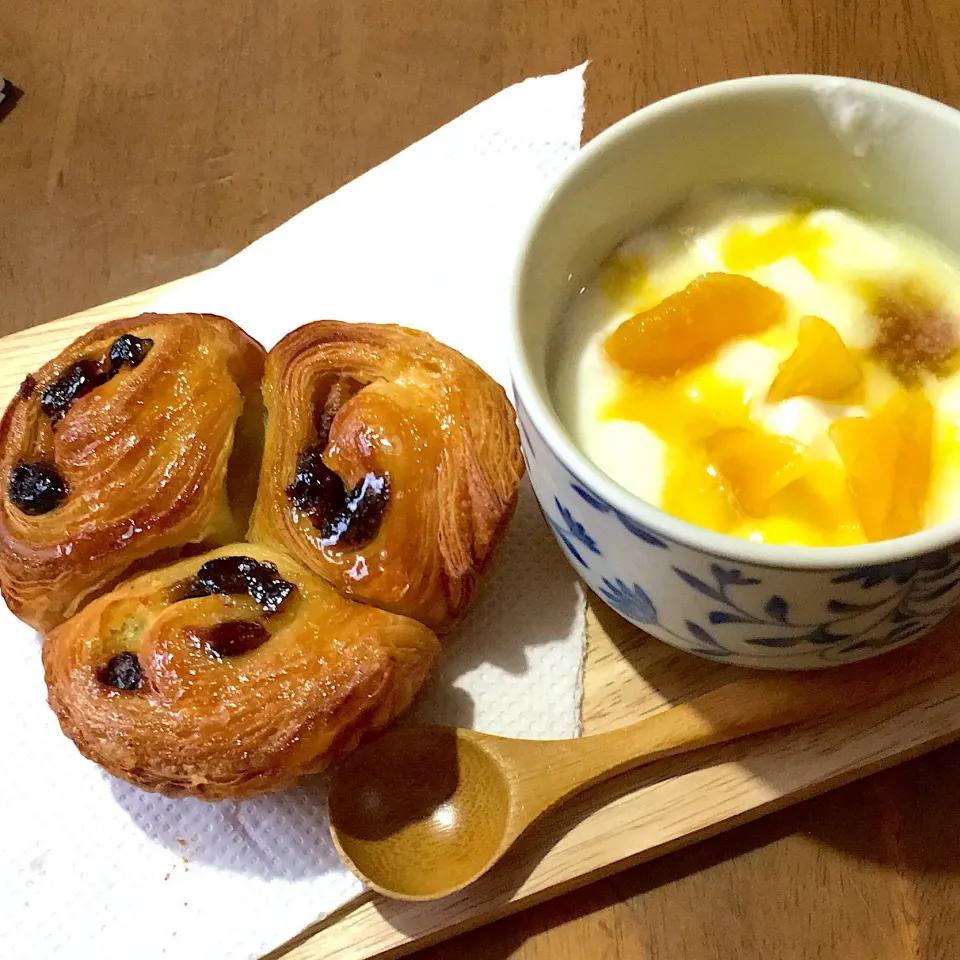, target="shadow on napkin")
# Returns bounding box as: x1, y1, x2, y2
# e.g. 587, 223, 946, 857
409, 479, 586, 735
108, 773, 342, 882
